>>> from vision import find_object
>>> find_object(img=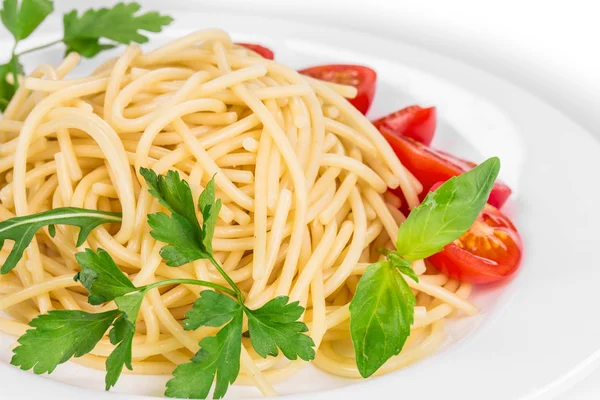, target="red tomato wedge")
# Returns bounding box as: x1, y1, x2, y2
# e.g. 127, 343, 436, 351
372, 106, 437, 145
299, 64, 377, 114
427, 203, 522, 284
380, 127, 512, 208
236, 43, 275, 60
